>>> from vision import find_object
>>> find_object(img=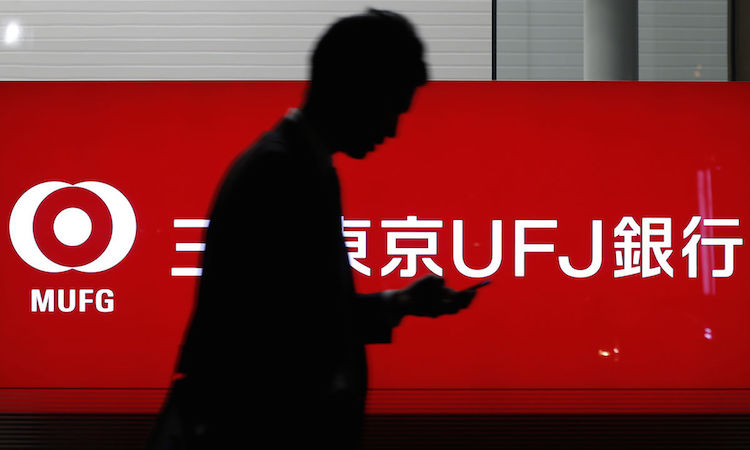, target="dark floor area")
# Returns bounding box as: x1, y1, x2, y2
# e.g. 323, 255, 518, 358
1, 414, 749, 449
